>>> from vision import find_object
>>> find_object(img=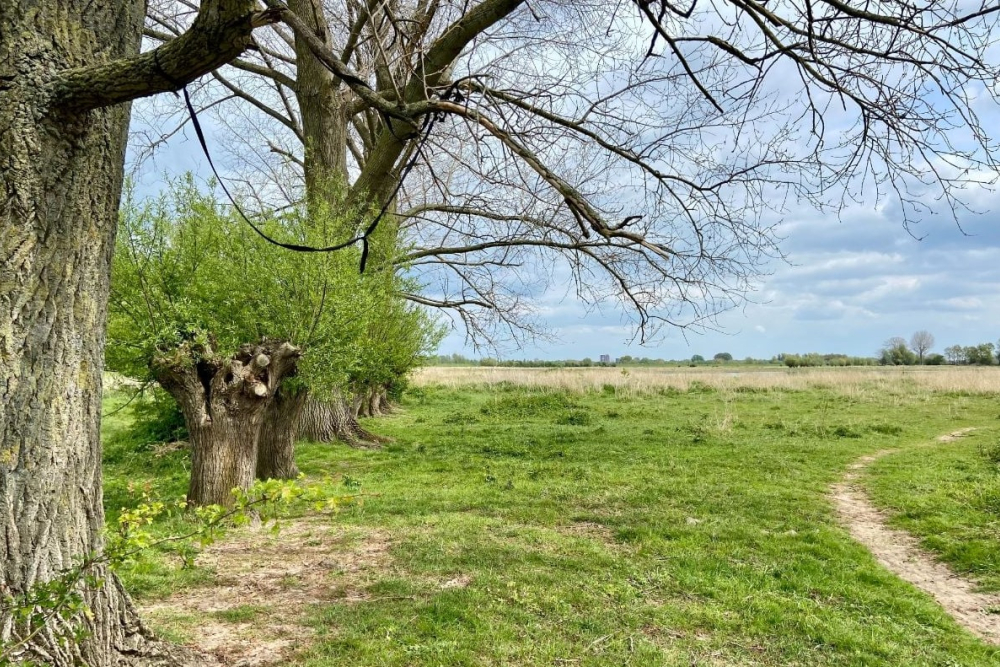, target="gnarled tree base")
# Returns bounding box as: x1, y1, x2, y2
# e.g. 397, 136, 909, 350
155, 340, 301, 507
298, 393, 391, 449
7, 570, 212, 667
